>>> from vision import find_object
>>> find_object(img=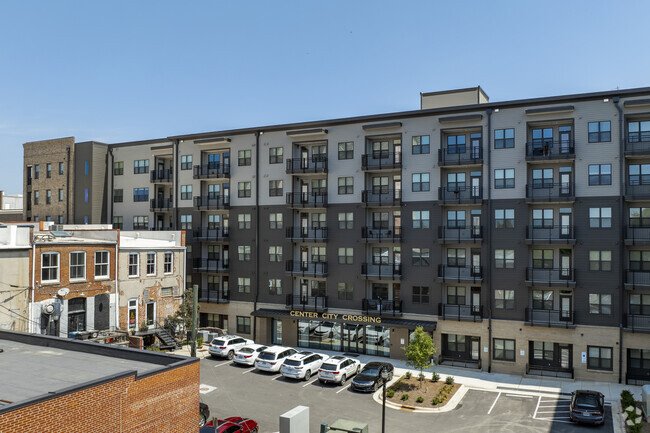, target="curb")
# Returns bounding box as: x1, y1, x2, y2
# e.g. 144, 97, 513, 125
372, 384, 468, 413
